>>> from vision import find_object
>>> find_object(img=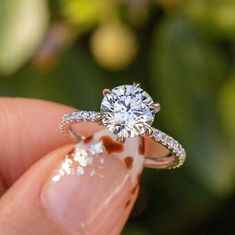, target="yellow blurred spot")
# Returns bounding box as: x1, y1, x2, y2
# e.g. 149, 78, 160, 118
214, 4, 235, 30
61, 0, 99, 28
90, 23, 138, 70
